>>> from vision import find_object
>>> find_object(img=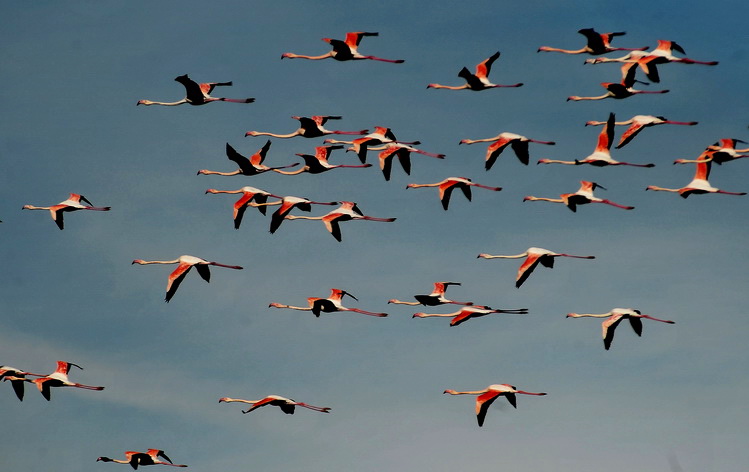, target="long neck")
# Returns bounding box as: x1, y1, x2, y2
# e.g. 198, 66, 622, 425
477, 253, 527, 259
272, 168, 307, 175
220, 397, 255, 404
524, 196, 564, 203
407, 183, 440, 189
269, 303, 312, 311
413, 312, 454, 318
285, 215, 323, 221
137, 99, 188, 106
206, 189, 242, 195
567, 94, 610, 101
443, 389, 487, 395
388, 299, 420, 306
646, 185, 679, 193
568, 312, 612, 318
282, 52, 333, 60
428, 83, 469, 90
22, 205, 52, 210
198, 169, 241, 176
460, 137, 498, 144
324, 138, 354, 144
134, 259, 180, 265
246, 131, 300, 138
537, 159, 577, 165
538, 46, 587, 54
